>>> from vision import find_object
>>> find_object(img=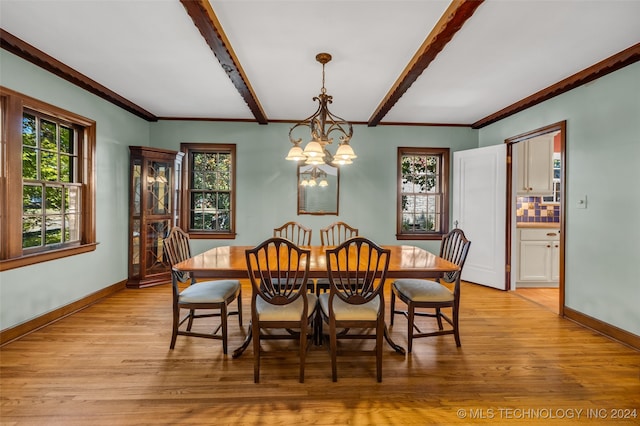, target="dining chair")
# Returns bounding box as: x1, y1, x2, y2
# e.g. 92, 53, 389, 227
315, 221, 360, 295
245, 237, 317, 383
320, 221, 359, 246
273, 221, 312, 246
390, 228, 471, 352
318, 237, 391, 382
164, 227, 242, 354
